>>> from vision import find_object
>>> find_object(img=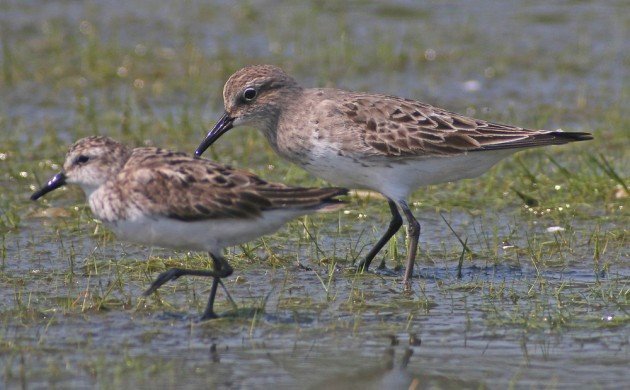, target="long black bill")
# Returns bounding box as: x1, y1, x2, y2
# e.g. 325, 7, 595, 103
195, 112, 235, 157
31, 172, 67, 201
